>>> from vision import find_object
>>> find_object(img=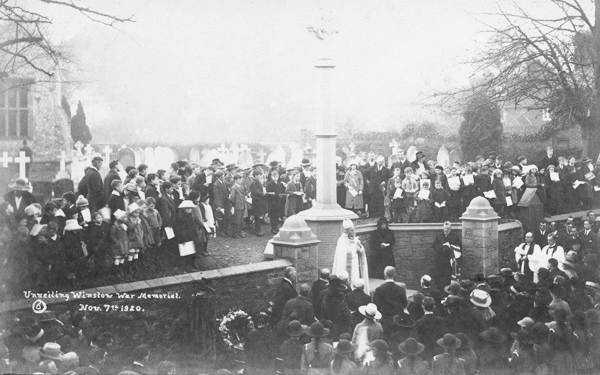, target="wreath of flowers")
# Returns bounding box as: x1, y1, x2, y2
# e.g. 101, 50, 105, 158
217, 308, 255, 350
